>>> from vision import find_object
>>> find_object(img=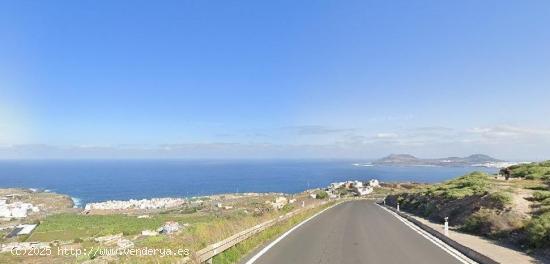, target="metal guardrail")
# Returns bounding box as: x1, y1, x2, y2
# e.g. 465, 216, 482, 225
180, 200, 333, 263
